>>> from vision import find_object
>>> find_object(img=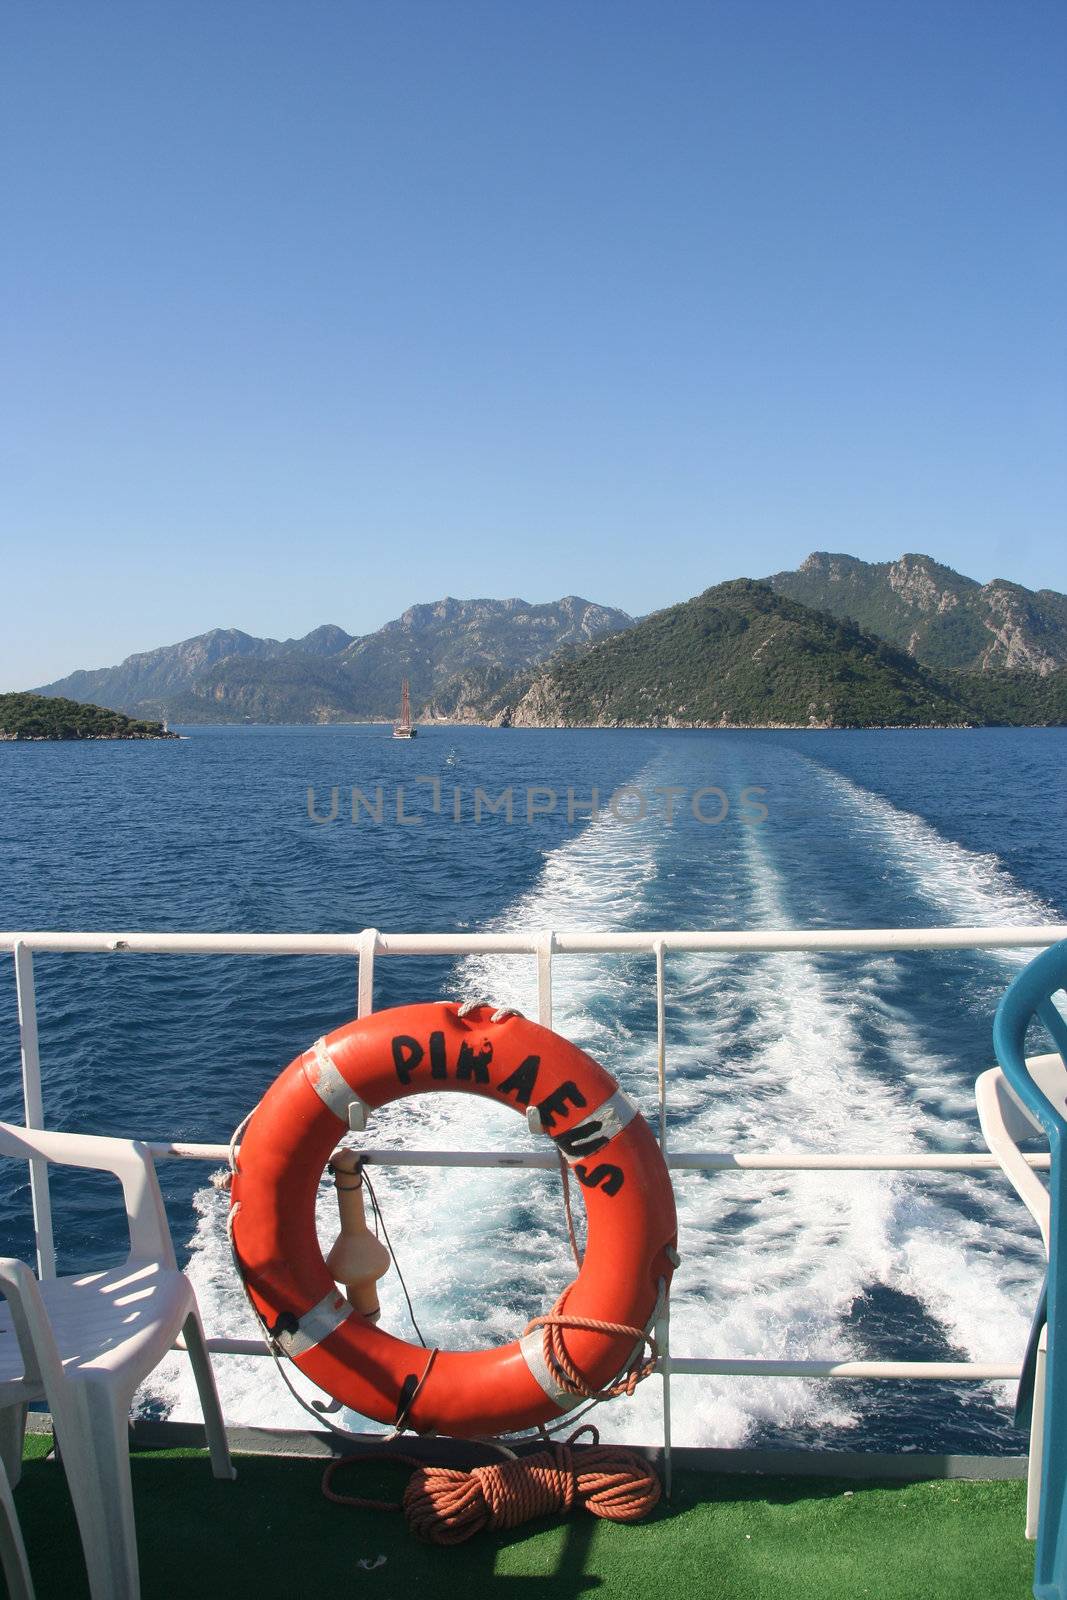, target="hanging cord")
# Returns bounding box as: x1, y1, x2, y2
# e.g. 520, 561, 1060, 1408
321, 1425, 661, 1545
225, 1198, 378, 1442
333, 1158, 429, 1348
226, 1159, 437, 1444
227, 1120, 461, 1444
557, 1151, 582, 1270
